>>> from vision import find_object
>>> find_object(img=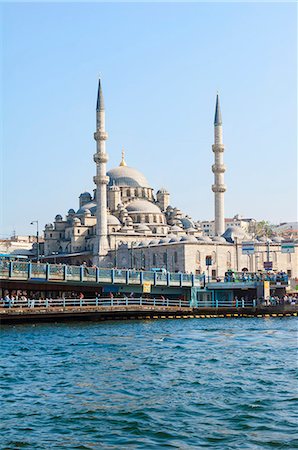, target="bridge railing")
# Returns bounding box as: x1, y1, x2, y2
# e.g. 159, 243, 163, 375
197, 298, 256, 308
0, 259, 205, 288
1, 297, 191, 309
